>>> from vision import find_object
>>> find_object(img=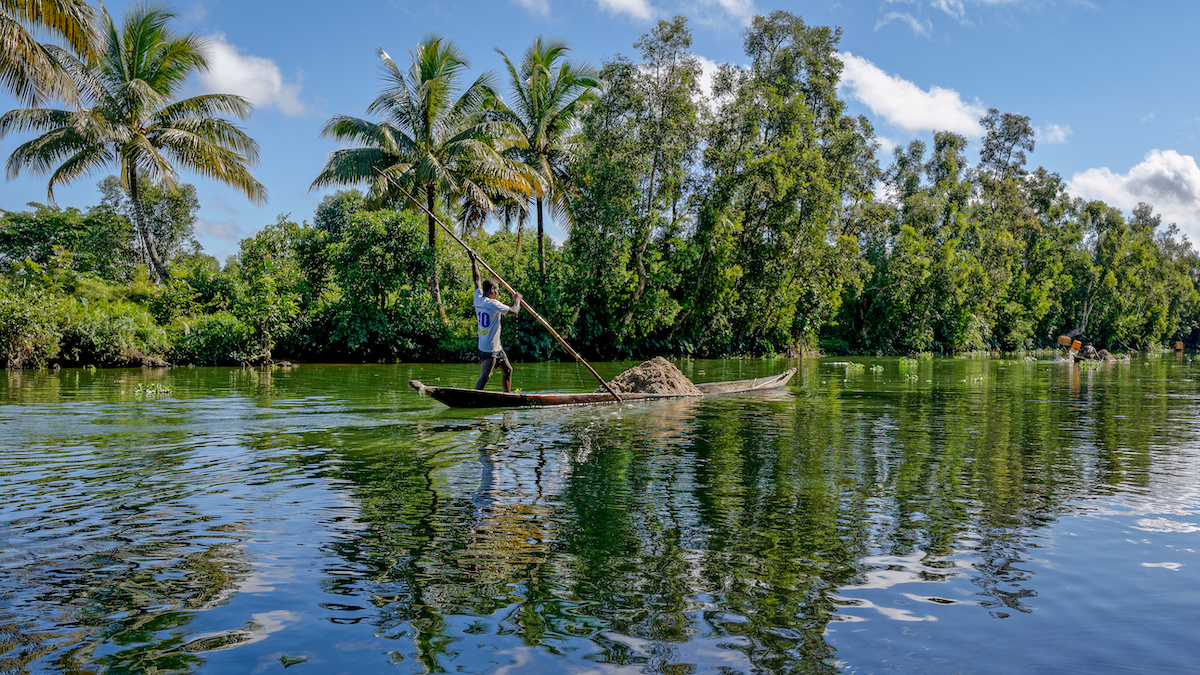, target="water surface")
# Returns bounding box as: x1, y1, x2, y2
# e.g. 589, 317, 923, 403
2, 356, 1199, 673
